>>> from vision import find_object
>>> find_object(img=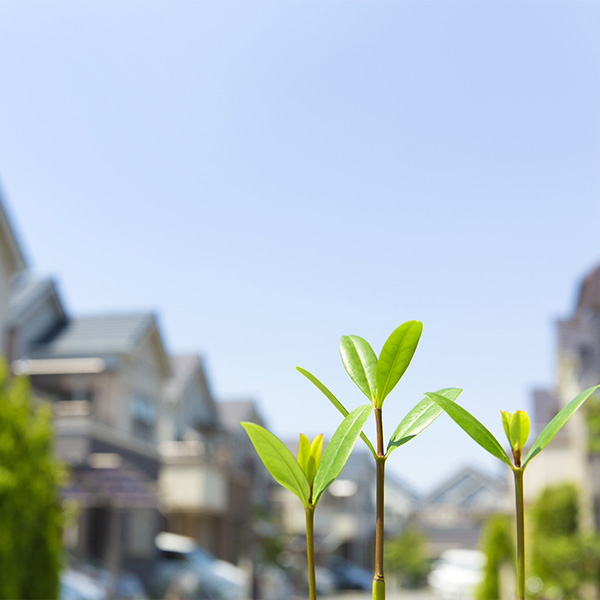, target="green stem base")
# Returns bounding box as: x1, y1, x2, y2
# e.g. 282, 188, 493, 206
373, 577, 385, 600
